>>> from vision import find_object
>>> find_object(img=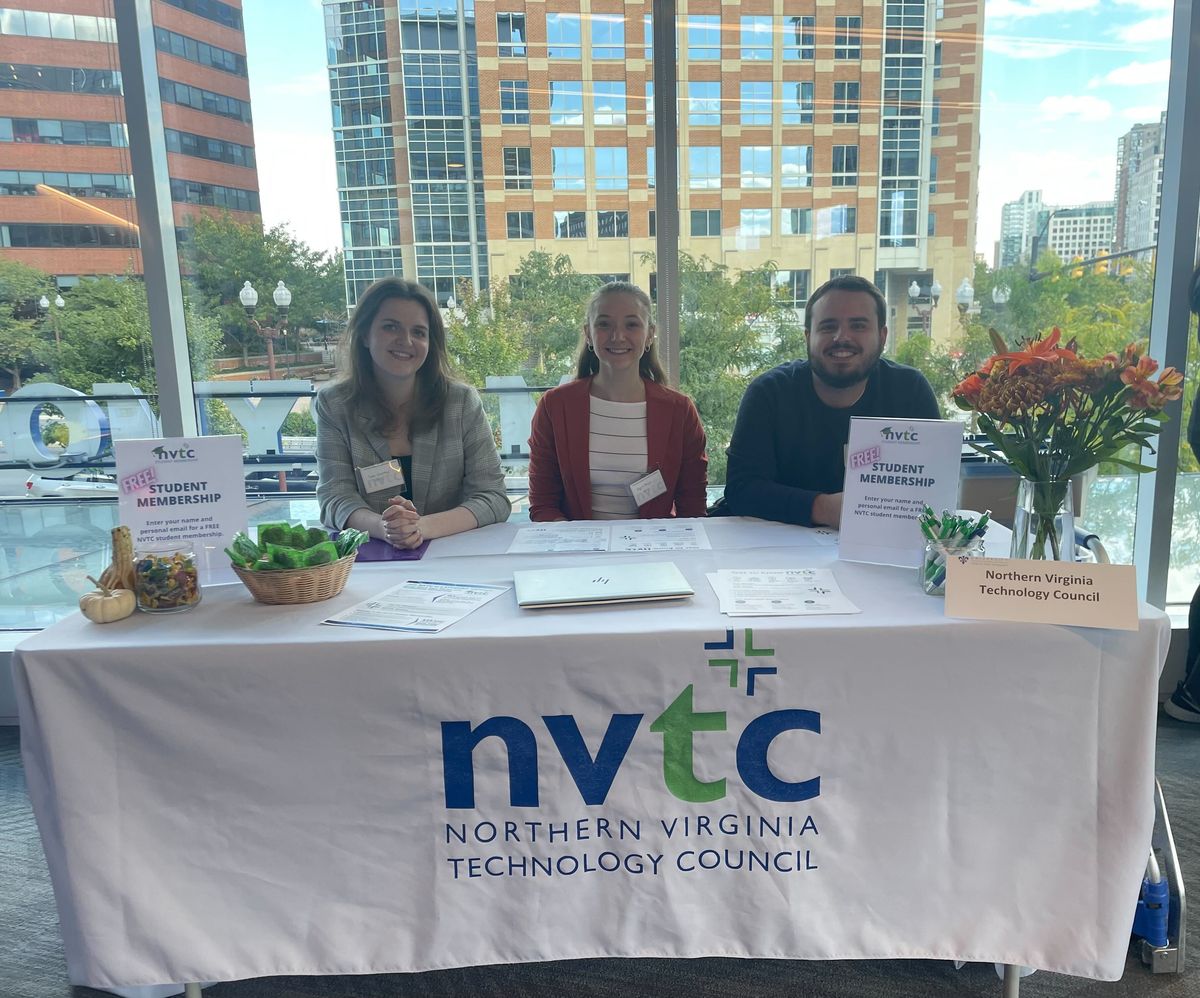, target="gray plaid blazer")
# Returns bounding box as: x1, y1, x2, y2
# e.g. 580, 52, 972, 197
315, 380, 511, 530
